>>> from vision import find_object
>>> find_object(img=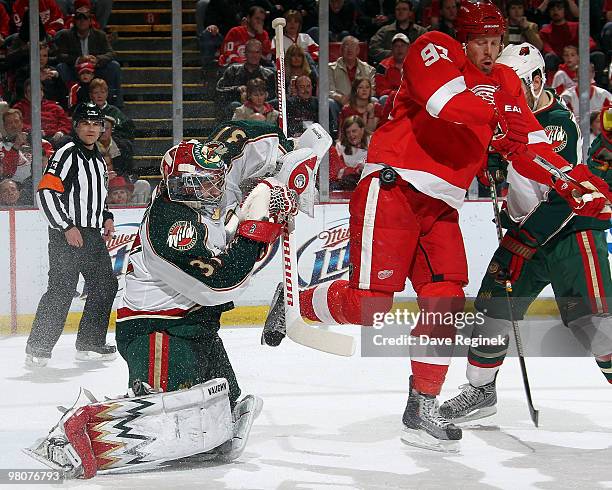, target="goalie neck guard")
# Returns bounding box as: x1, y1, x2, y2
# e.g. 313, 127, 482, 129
160, 140, 228, 215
